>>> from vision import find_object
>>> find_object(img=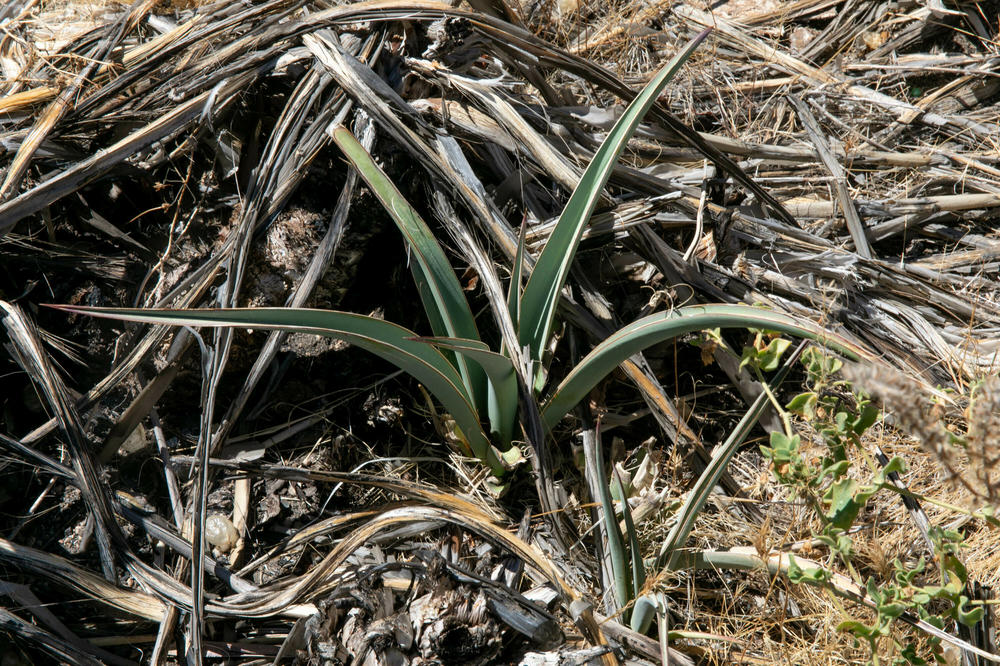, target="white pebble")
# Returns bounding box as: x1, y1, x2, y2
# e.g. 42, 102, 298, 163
204, 514, 239, 552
